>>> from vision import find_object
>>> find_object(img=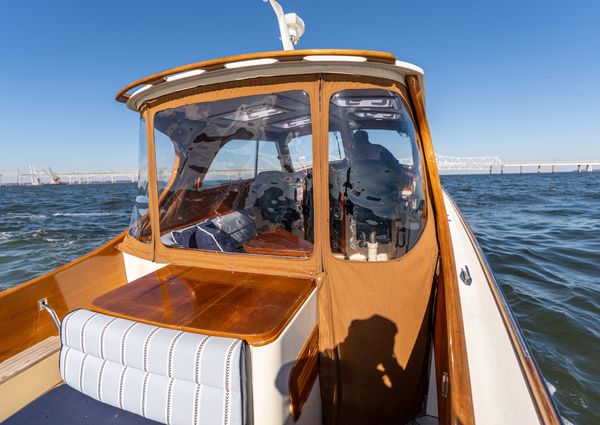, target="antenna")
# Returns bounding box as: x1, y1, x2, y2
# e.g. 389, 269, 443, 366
264, 0, 305, 50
